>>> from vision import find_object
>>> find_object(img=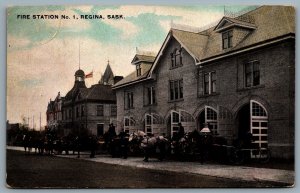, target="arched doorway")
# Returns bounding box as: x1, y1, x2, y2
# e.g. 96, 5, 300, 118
236, 100, 268, 149
167, 110, 196, 137
236, 104, 250, 139
197, 106, 218, 135
144, 113, 165, 136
